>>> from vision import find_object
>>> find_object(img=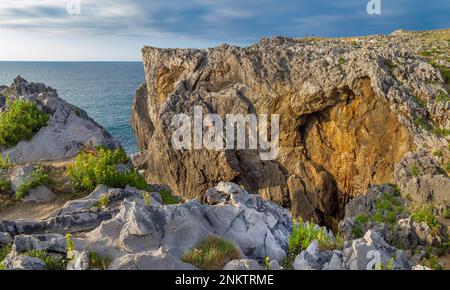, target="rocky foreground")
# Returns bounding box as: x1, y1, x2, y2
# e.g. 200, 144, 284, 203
0, 28, 449, 270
